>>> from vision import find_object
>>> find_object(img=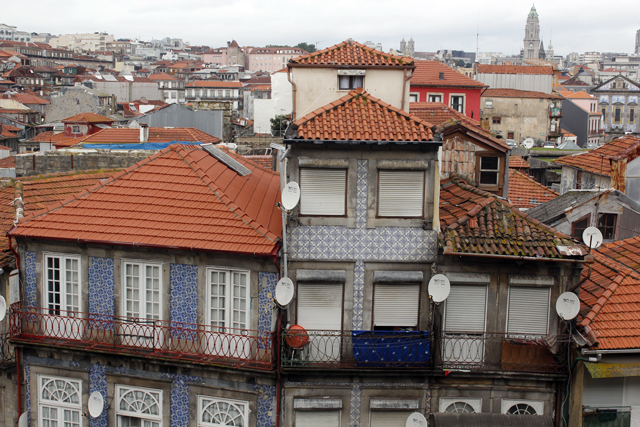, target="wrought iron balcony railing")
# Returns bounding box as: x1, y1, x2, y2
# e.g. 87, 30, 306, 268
434, 332, 570, 374
281, 329, 431, 369
8, 306, 274, 370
